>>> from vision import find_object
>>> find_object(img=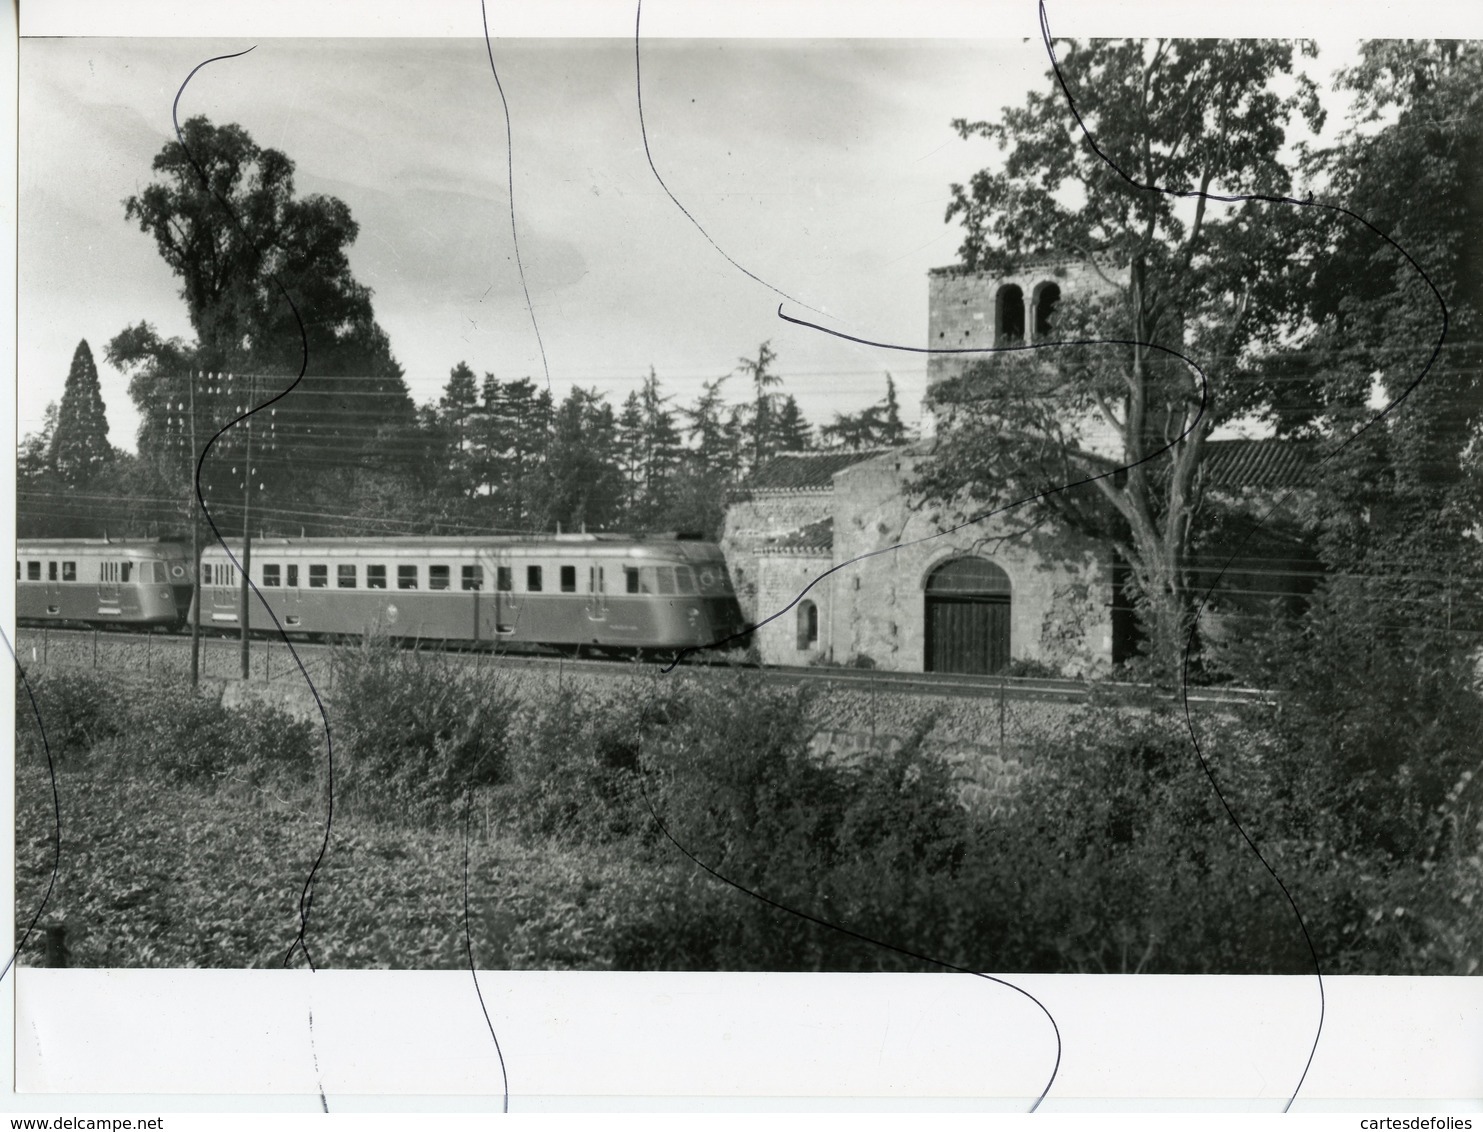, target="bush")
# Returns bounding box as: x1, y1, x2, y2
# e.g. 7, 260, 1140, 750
503, 672, 692, 844
14, 668, 127, 765
633, 673, 978, 969
329, 636, 518, 819
97, 683, 320, 788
